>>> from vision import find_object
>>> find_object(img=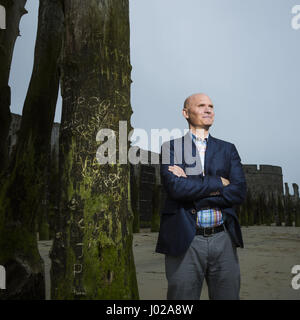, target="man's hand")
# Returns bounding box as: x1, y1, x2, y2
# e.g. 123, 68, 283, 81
221, 177, 230, 186
209, 177, 229, 196
209, 191, 220, 196
168, 165, 187, 178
